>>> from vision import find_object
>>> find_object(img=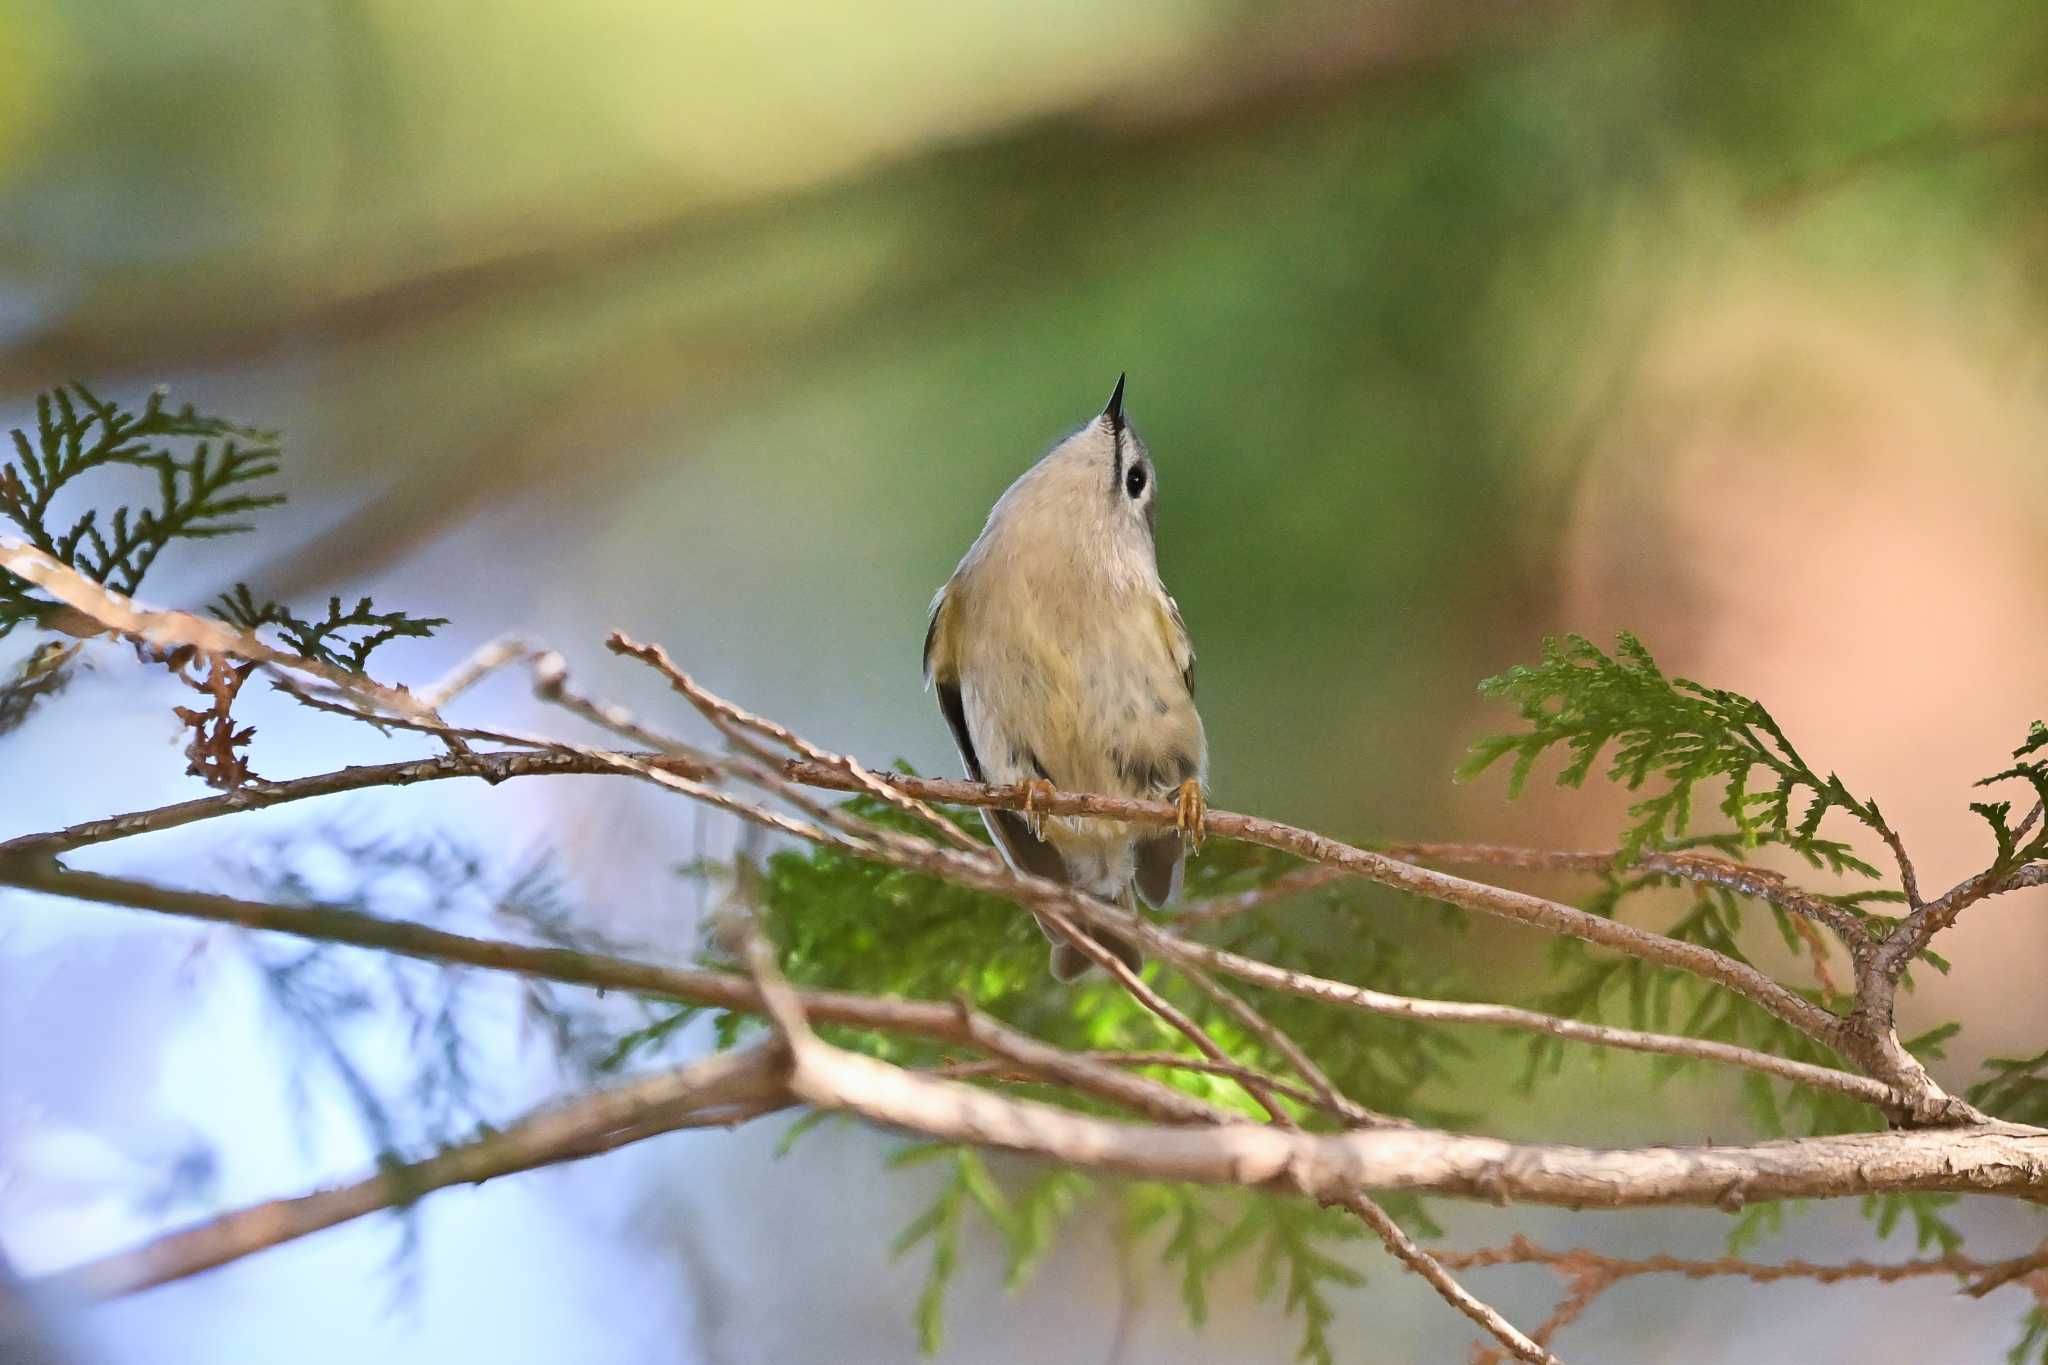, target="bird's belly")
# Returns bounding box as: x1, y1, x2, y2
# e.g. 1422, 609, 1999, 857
961, 613, 1201, 804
